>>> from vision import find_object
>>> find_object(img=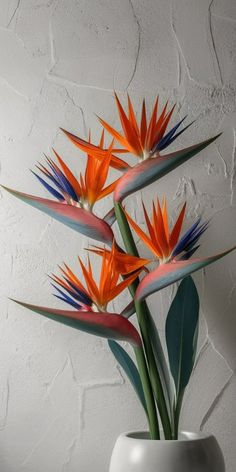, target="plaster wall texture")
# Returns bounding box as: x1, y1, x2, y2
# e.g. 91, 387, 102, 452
0, 0, 235, 471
